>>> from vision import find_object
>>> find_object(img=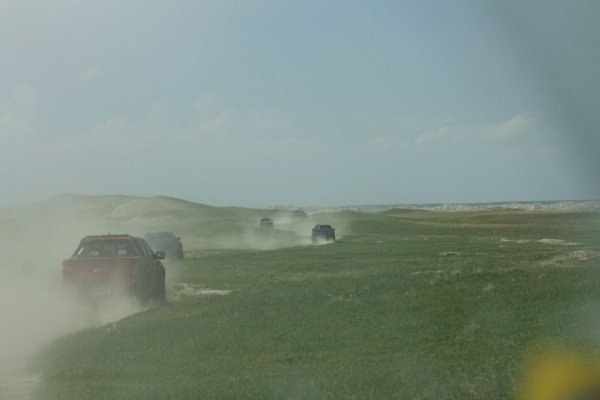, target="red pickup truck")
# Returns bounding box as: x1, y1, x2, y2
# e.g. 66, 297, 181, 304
62, 234, 166, 303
